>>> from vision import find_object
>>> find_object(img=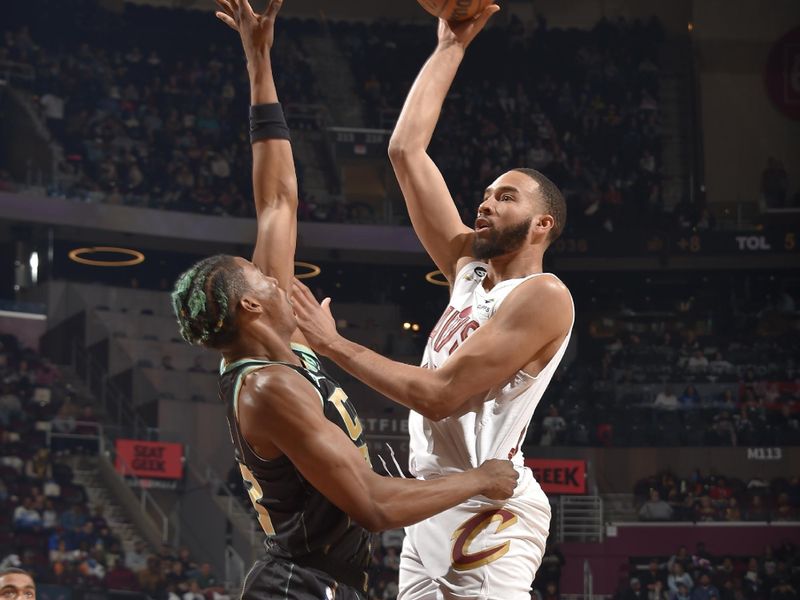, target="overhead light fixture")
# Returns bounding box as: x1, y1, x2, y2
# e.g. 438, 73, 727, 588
425, 270, 448, 287
69, 246, 145, 267
295, 261, 321, 279
402, 322, 411, 330
29, 252, 39, 284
